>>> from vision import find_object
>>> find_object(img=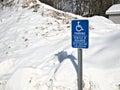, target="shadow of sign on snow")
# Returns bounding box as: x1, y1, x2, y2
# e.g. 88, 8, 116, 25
55, 51, 78, 74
